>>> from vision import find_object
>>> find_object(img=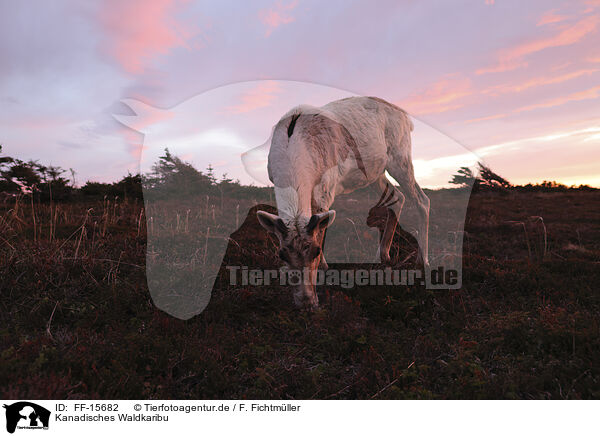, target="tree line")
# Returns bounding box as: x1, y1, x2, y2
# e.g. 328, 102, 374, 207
0, 145, 595, 203
0, 146, 267, 202
448, 162, 597, 192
